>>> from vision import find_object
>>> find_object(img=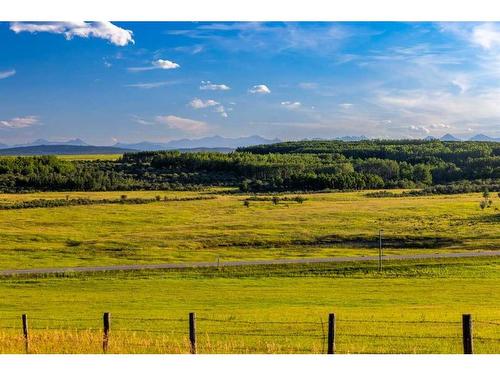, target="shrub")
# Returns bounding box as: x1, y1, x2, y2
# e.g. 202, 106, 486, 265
294, 196, 306, 204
